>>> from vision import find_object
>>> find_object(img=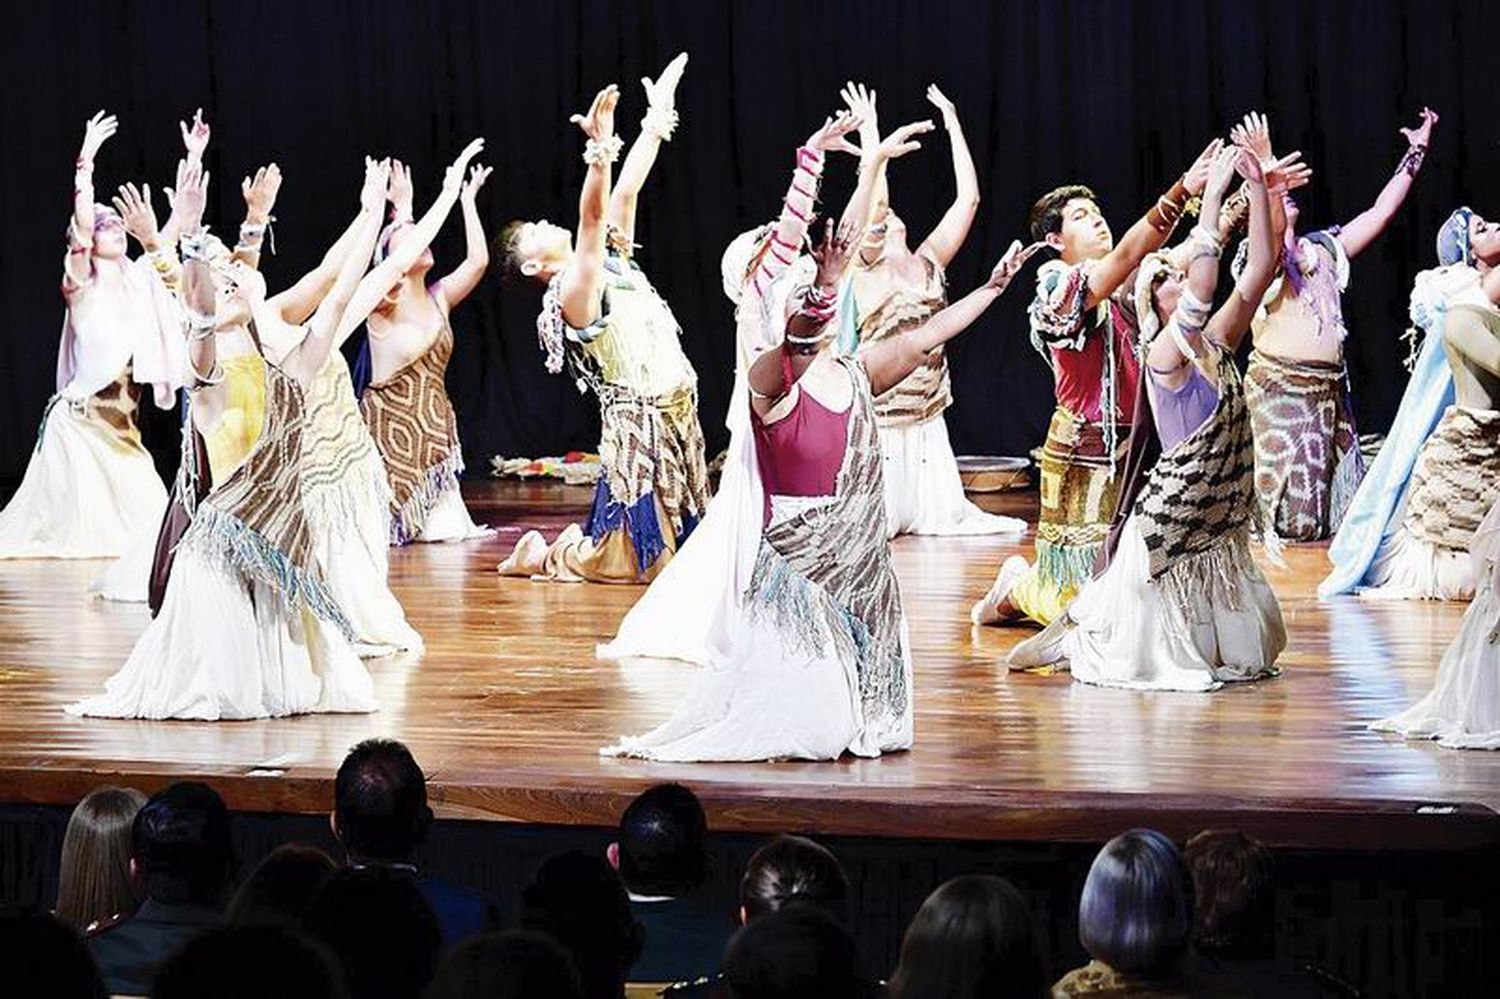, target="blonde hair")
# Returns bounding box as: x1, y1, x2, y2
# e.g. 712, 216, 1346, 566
54, 786, 147, 932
